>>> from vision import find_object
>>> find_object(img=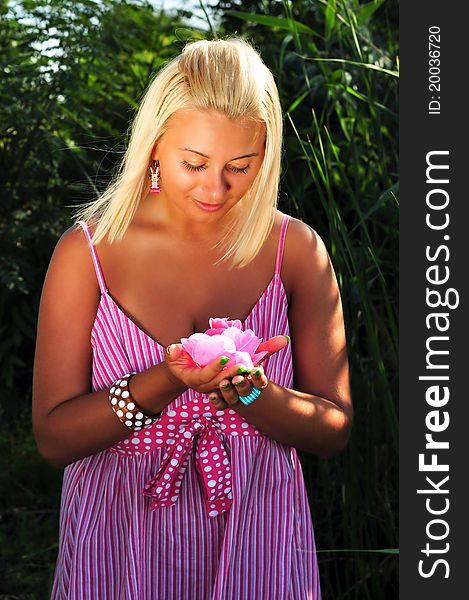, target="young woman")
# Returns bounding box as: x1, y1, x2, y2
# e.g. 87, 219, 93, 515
33, 37, 352, 599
